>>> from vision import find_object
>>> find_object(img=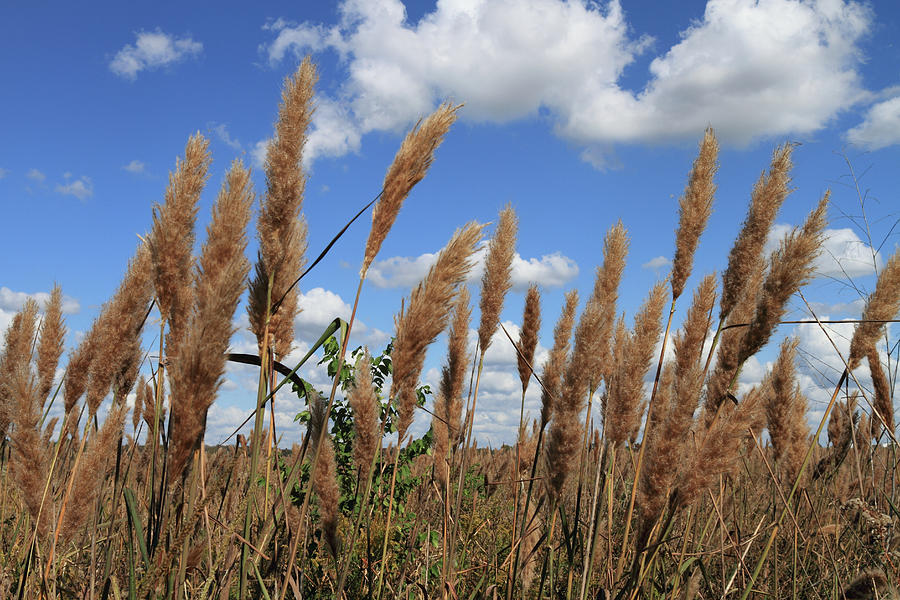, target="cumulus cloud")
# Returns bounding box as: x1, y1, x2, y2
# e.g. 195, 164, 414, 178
642, 256, 671, 271
110, 30, 203, 80
766, 224, 880, 278
27, 168, 45, 183
250, 139, 270, 168
304, 98, 363, 164
122, 160, 146, 174
0, 309, 14, 340
55, 176, 93, 200
295, 287, 389, 348
262, 0, 871, 167
0, 286, 81, 314
368, 247, 578, 290
209, 123, 242, 150
846, 94, 900, 150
